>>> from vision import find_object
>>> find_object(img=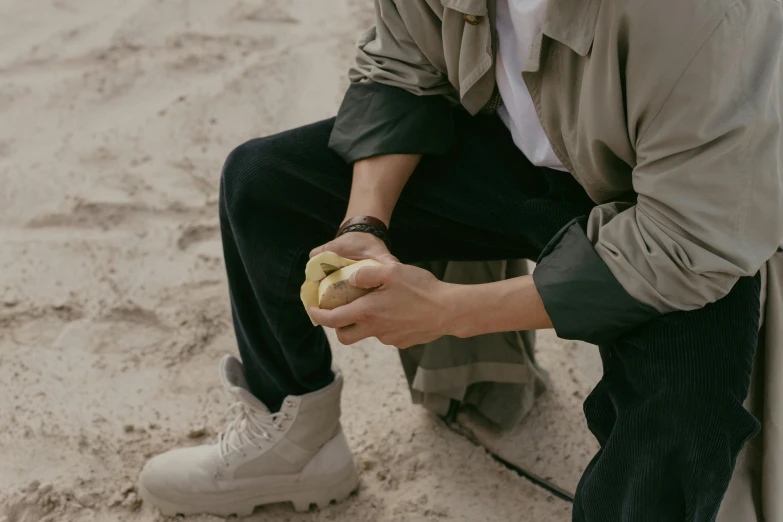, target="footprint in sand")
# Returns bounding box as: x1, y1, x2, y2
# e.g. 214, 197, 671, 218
176, 224, 219, 251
